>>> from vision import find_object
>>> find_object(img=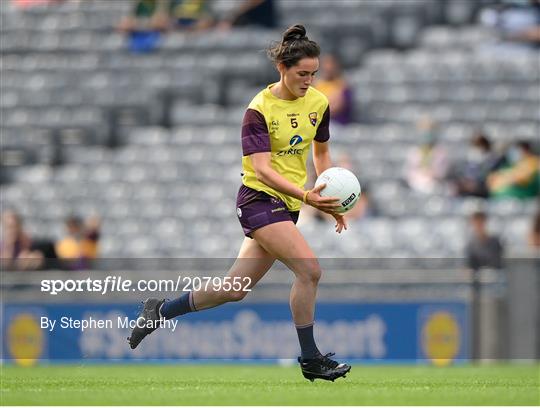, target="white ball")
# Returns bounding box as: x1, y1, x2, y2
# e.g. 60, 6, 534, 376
314, 167, 361, 214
